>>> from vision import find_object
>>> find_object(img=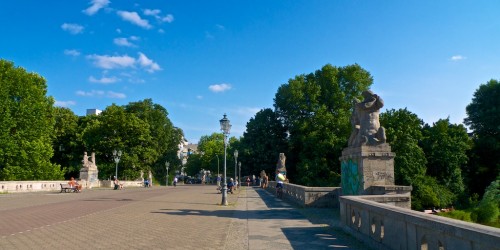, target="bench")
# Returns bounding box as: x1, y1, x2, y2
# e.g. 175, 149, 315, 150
60, 183, 78, 193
